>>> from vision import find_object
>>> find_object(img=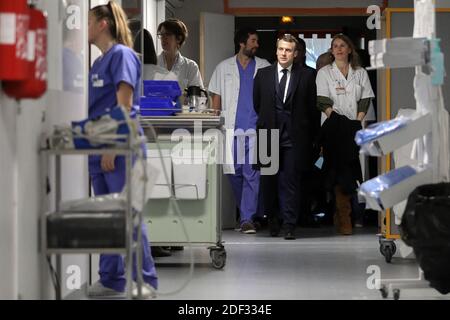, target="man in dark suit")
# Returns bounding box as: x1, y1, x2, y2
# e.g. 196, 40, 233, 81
253, 34, 320, 240
296, 37, 322, 228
